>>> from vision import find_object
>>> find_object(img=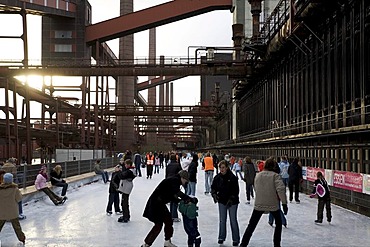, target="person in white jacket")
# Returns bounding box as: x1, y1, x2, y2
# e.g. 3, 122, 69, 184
35, 165, 66, 206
